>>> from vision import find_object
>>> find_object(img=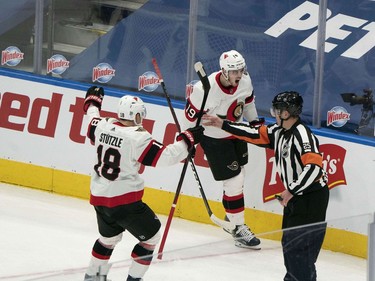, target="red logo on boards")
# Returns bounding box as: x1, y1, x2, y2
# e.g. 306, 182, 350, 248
262, 144, 347, 202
